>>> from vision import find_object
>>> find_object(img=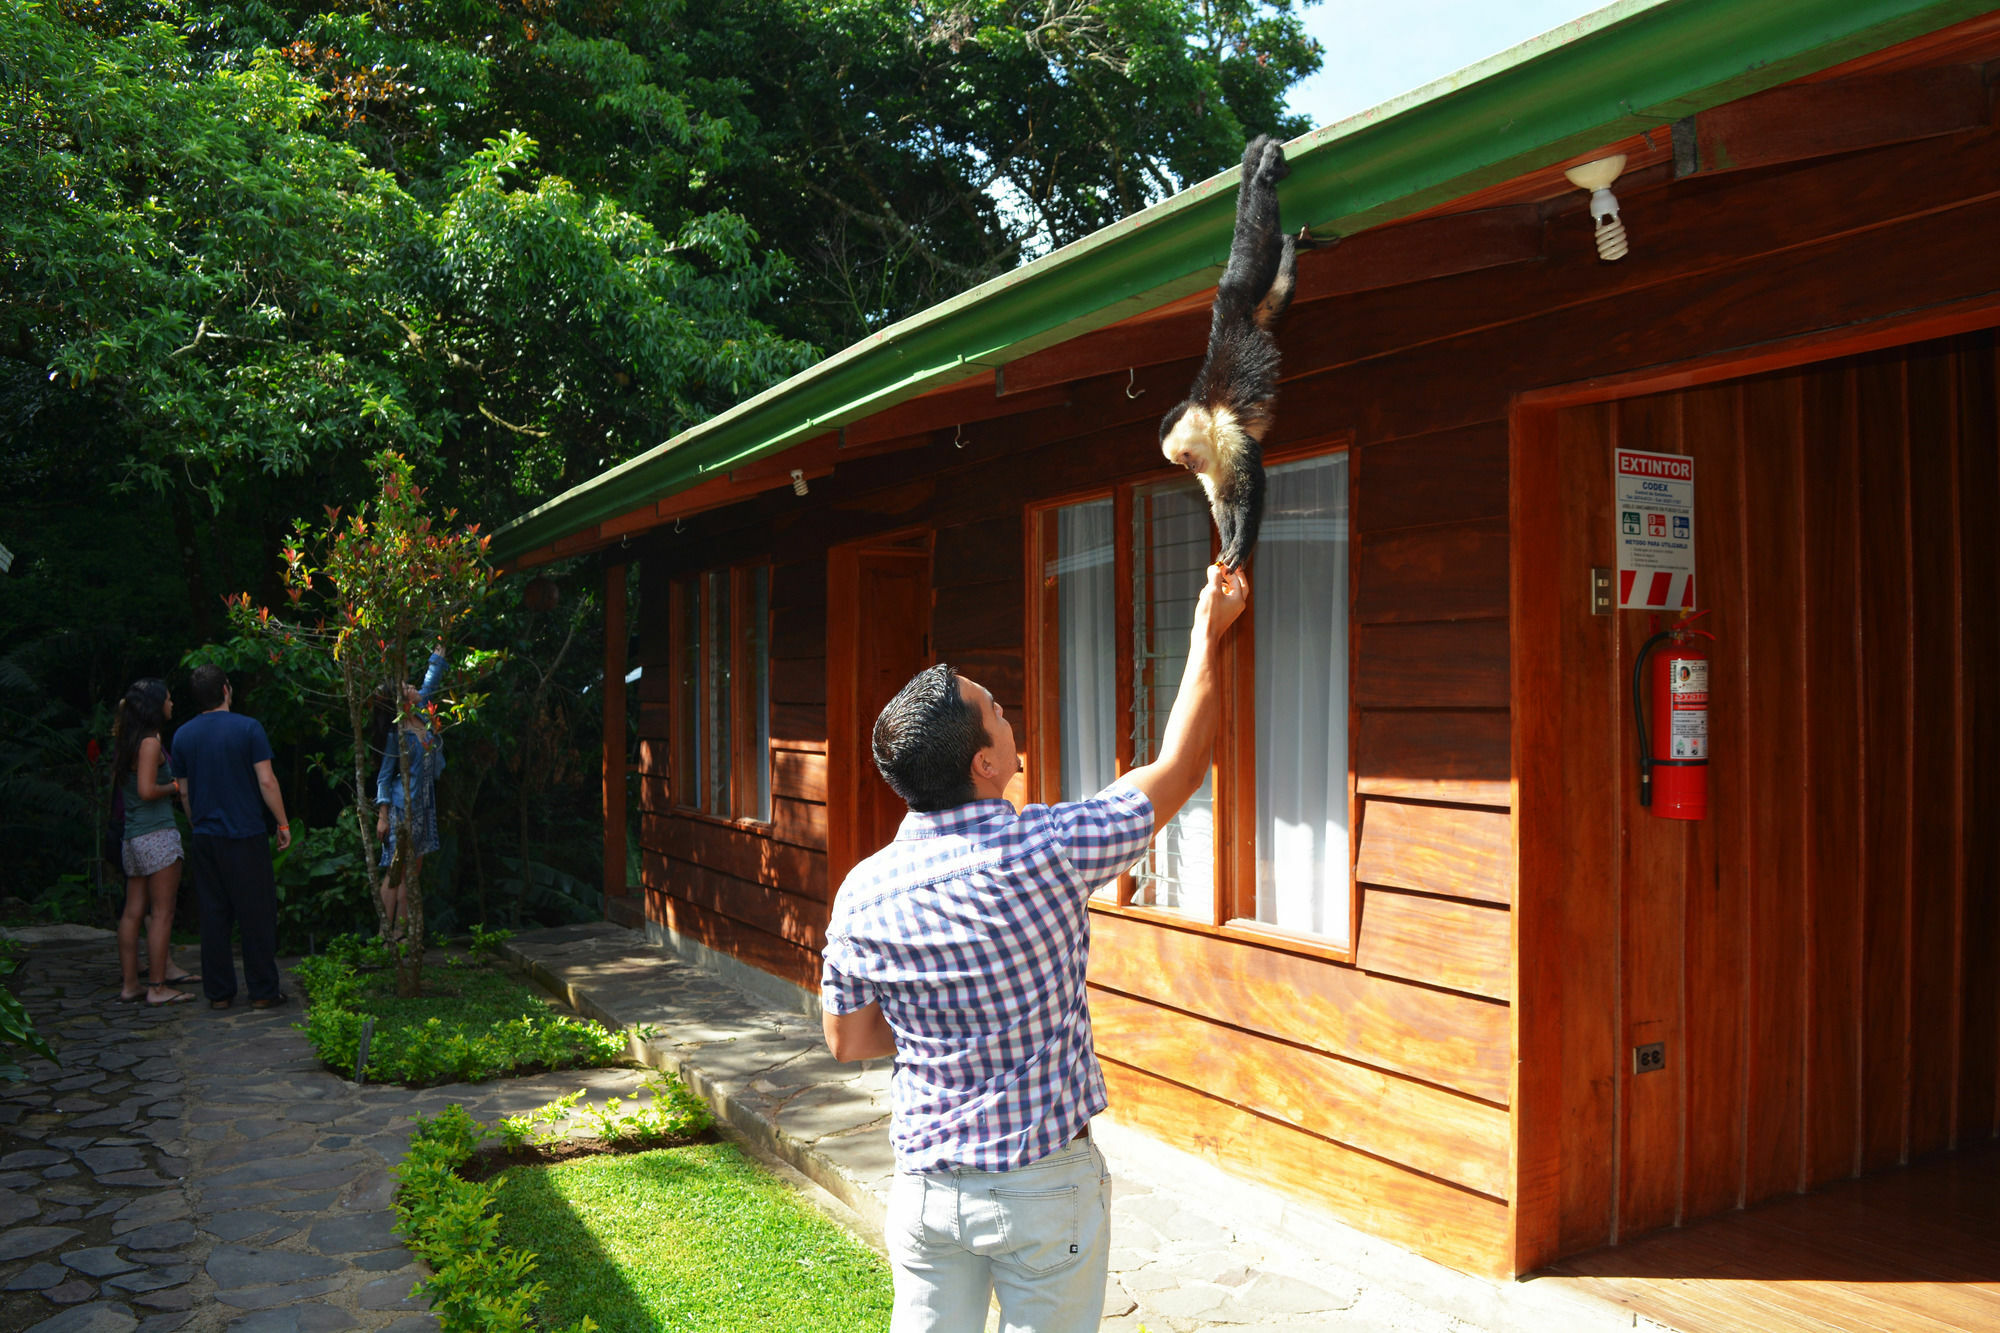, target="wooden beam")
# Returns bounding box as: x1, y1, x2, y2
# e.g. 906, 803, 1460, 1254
843, 374, 1070, 447
602, 562, 629, 904
997, 207, 1545, 398
1678, 65, 1989, 178
1507, 401, 1564, 1275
